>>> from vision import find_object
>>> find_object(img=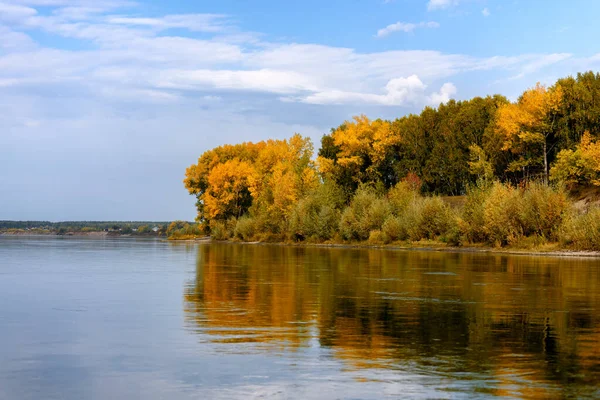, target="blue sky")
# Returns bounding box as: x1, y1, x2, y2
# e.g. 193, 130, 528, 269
1, 0, 599, 221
